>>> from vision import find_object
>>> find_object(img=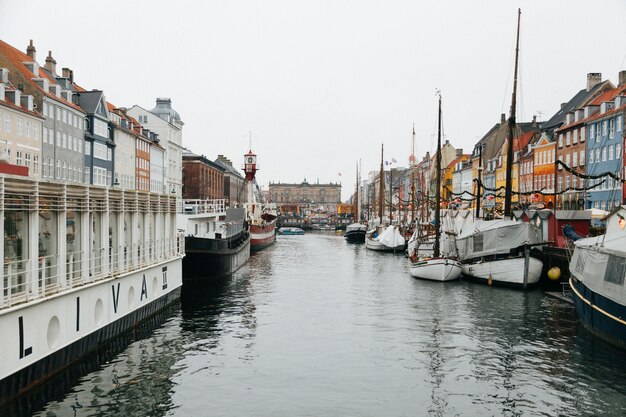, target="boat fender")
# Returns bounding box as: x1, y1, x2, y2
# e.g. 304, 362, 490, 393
409, 253, 417, 263
488, 275, 493, 286
547, 267, 561, 281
